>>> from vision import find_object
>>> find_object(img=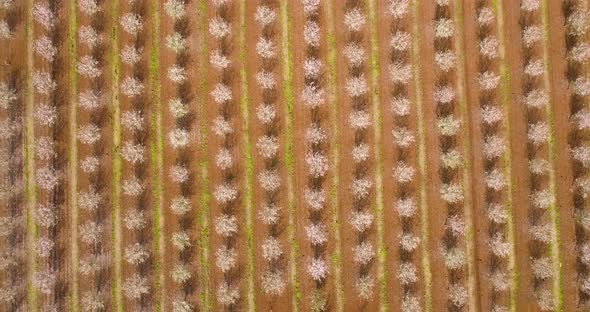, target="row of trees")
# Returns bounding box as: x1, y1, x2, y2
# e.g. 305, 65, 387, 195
163, 0, 197, 311
474, 2, 513, 311
31, 1, 68, 310
209, 0, 242, 307
341, 0, 376, 301
563, 0, 590, 305
0, 0, 25, 310
76, 0, 111, 310
299, 0, 331, 310
252, 0, 287, 299
119, 0, 152, 308
386, 1, 422, 311
432, 0, 470, 309
518, 0, 556, 310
